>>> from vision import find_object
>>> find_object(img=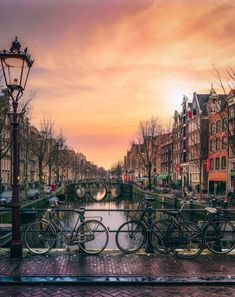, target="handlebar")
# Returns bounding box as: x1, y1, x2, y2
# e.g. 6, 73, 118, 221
179, 200, 189, 211
50, 200, 64, 208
